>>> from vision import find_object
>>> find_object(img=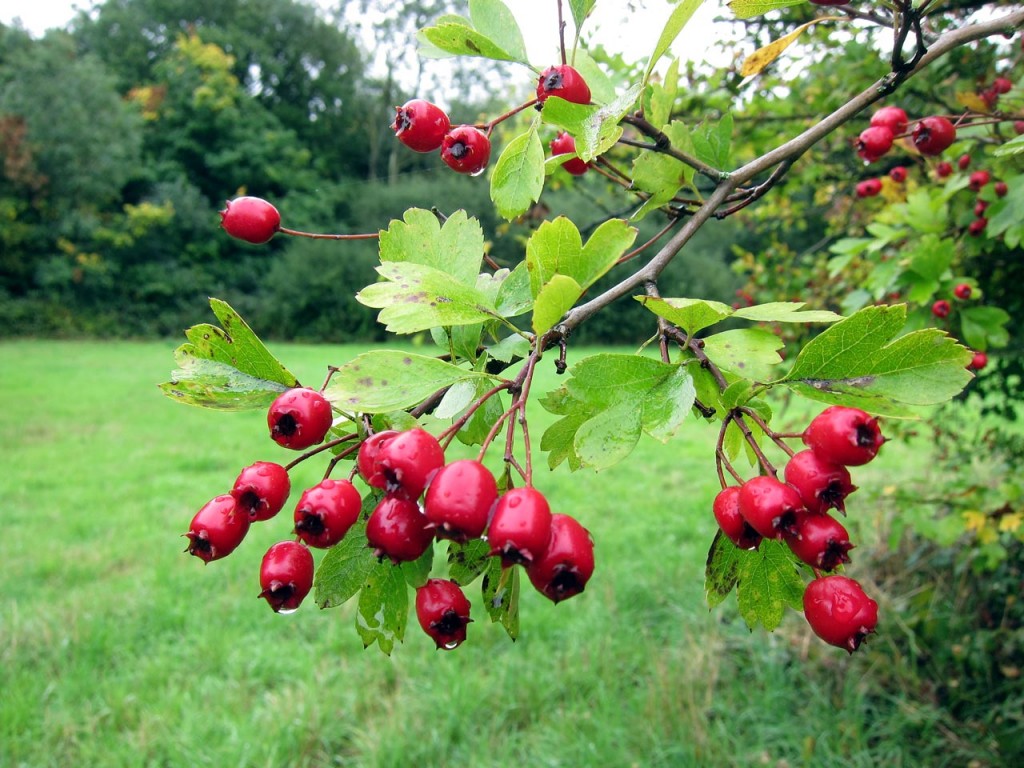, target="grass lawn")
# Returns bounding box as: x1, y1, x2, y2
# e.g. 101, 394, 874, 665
0, 339, 948, 767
